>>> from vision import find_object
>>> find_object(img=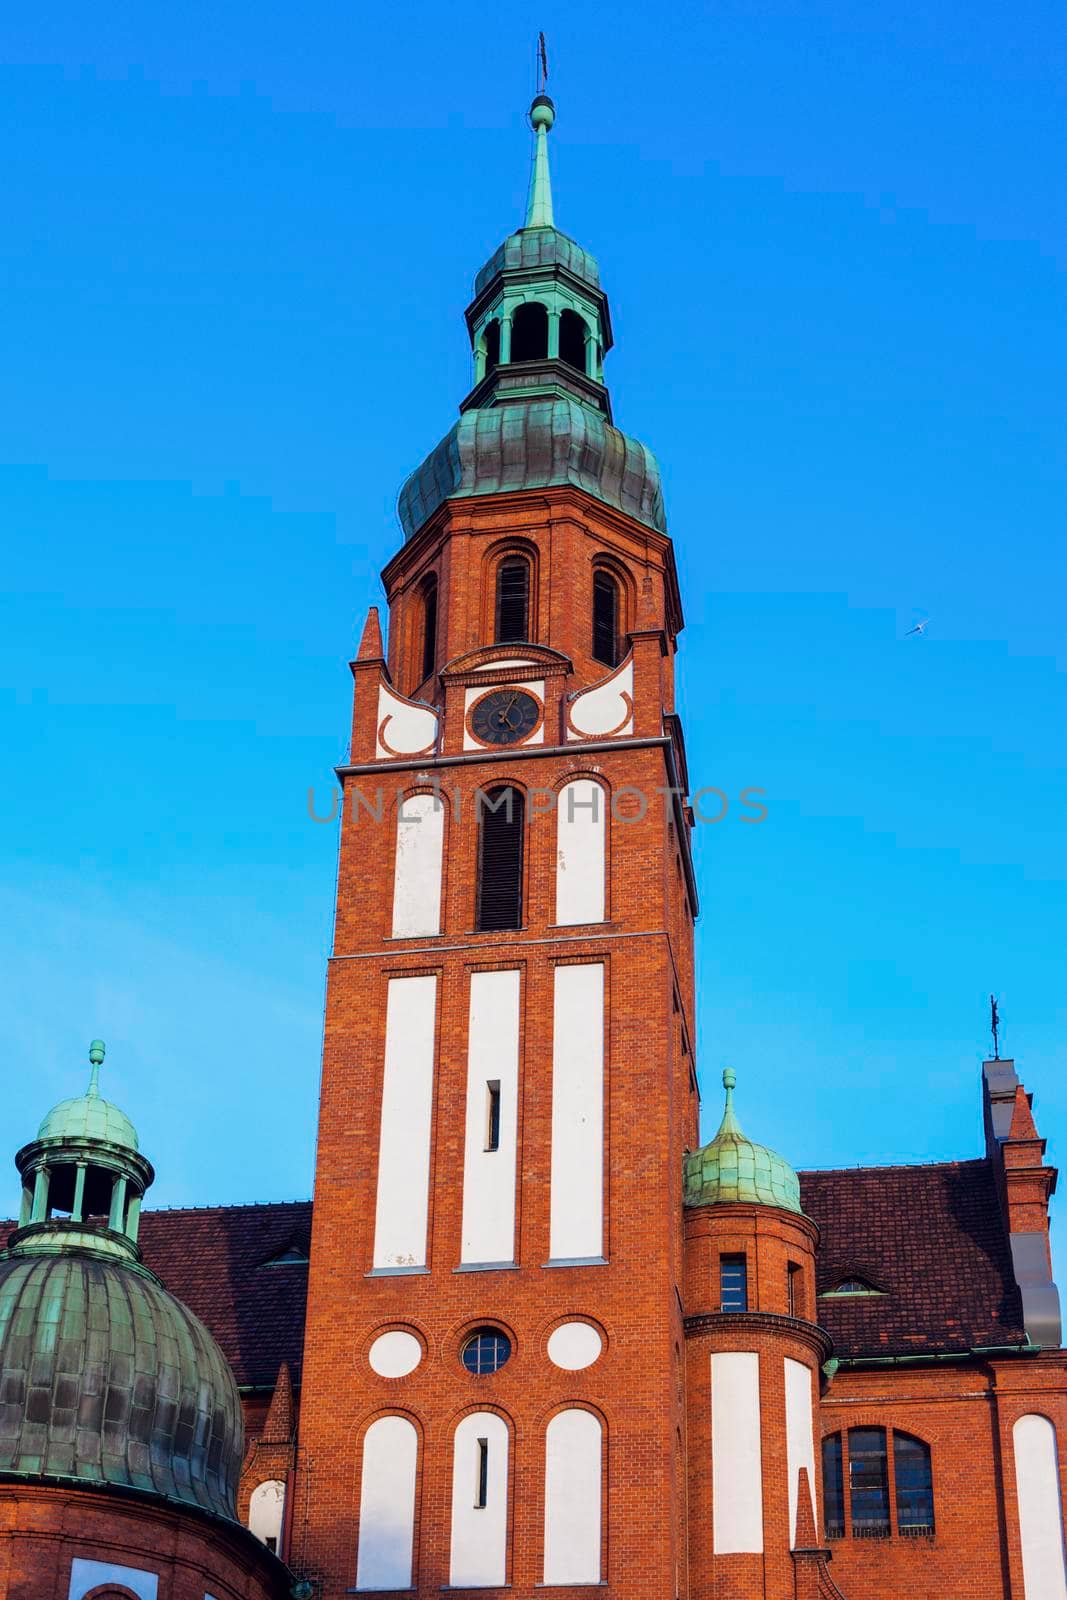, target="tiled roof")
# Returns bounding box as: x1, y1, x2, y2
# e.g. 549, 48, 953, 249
800, 1159, 1025, 1359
